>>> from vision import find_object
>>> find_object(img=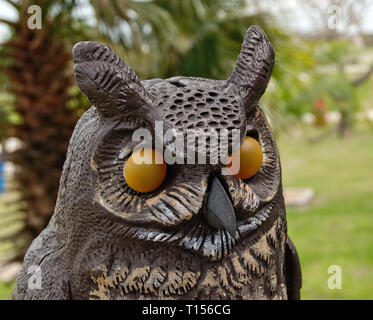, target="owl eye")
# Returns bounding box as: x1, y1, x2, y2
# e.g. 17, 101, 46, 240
227, 136, 263, 180
124, 148, 167, 193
